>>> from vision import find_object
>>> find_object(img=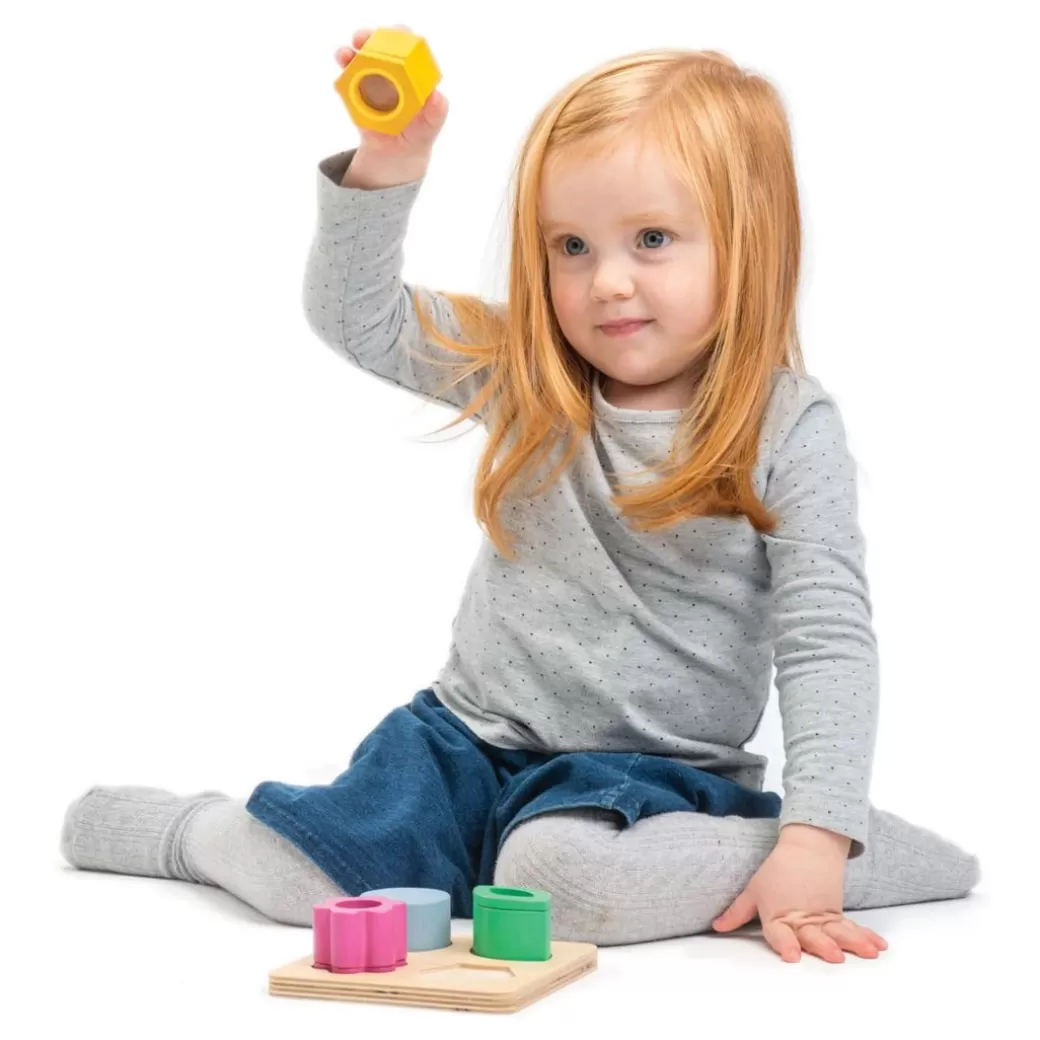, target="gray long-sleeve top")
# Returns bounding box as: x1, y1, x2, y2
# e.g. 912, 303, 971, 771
302, 148, 879, 856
